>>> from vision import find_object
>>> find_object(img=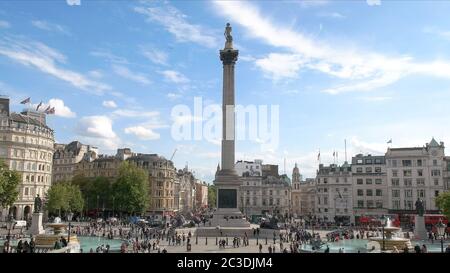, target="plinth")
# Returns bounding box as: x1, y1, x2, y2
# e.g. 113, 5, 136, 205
30, 212, 45, 235
414, 215, 427, 240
